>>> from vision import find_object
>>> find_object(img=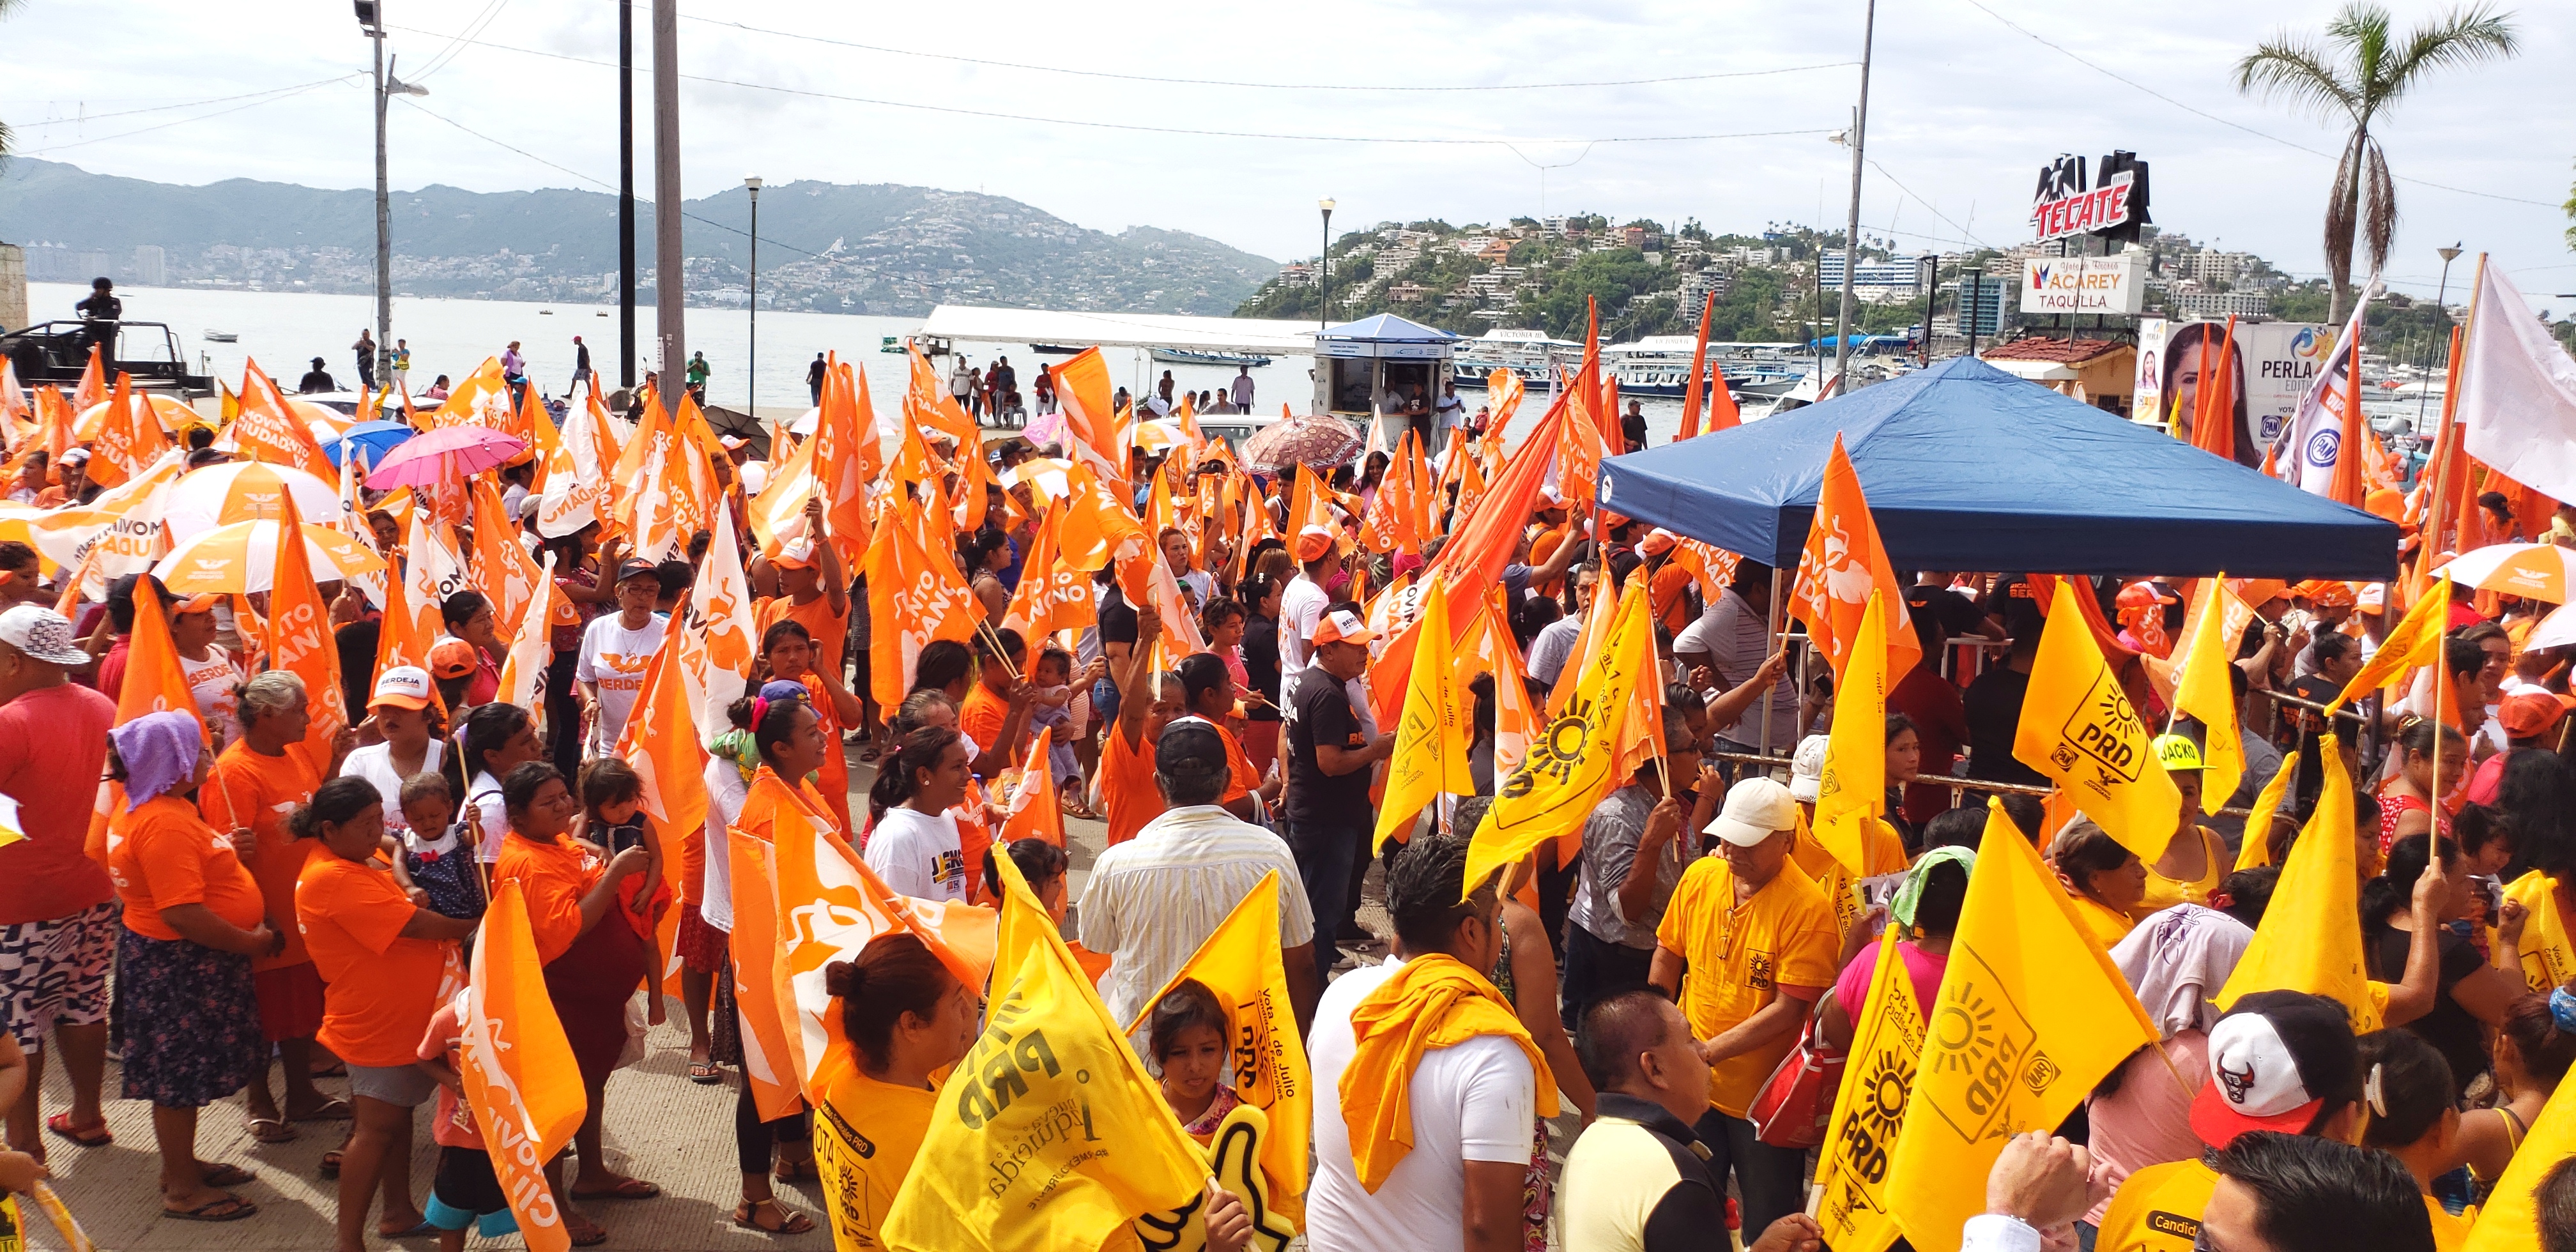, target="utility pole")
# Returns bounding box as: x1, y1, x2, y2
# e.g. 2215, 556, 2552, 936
618, 0, 636, 392
359, 3, 422, 386
652, 0, 685, 397
745, 176, 761, 417
1831, 0, 1878, 388
1319, 199, 1335, 330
